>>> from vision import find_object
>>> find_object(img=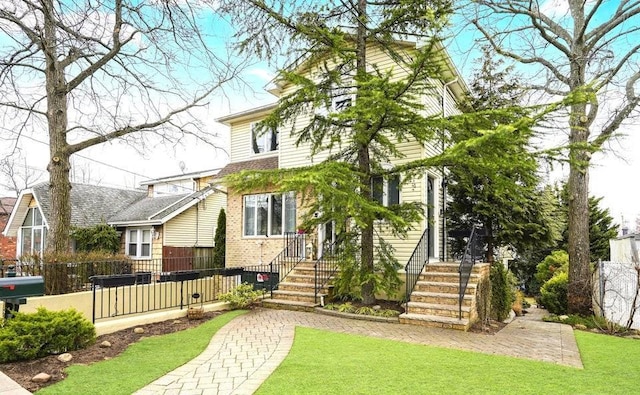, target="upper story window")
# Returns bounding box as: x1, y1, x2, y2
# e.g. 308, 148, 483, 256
251, 123, 279, 154
243, 192, 296, 237
18, 207, 46, 256
372, 175, 400, 207
127, 228, 152, 259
